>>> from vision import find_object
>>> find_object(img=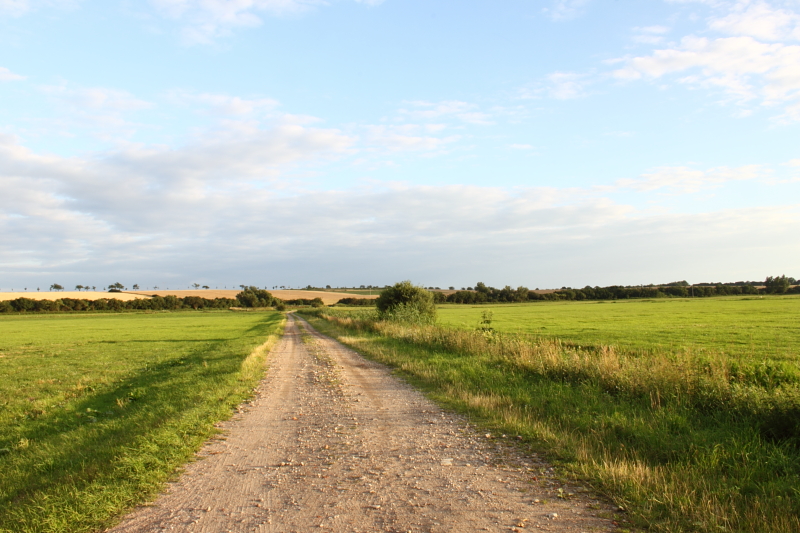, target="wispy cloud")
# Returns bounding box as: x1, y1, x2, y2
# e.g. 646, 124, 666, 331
397, 101, 494, 125
361, 124, 461, 152
0, 66, 25, 81
632, 25, 671, 45
520, 71, 594, 100
612, 1, 800, 121
168, 90, 279, 116
615, 164, 767, 193
149, 0, 384, 44
0, 0, 34, 16
0, 0, 81, 17
543, 0, 592, 21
